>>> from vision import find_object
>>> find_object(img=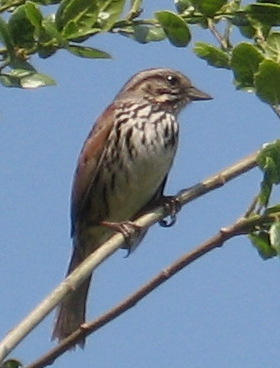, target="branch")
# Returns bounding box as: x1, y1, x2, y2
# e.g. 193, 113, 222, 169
0, 151, 258, 363
125, 0, 143, 21
207, 19, 230, 51
25, 215, 263, 368
0, 0, 25, 13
